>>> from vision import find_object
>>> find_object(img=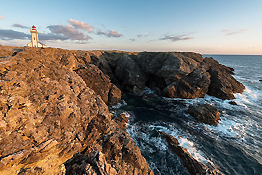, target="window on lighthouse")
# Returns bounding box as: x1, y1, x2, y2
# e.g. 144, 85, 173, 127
34, 37, 35, 40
